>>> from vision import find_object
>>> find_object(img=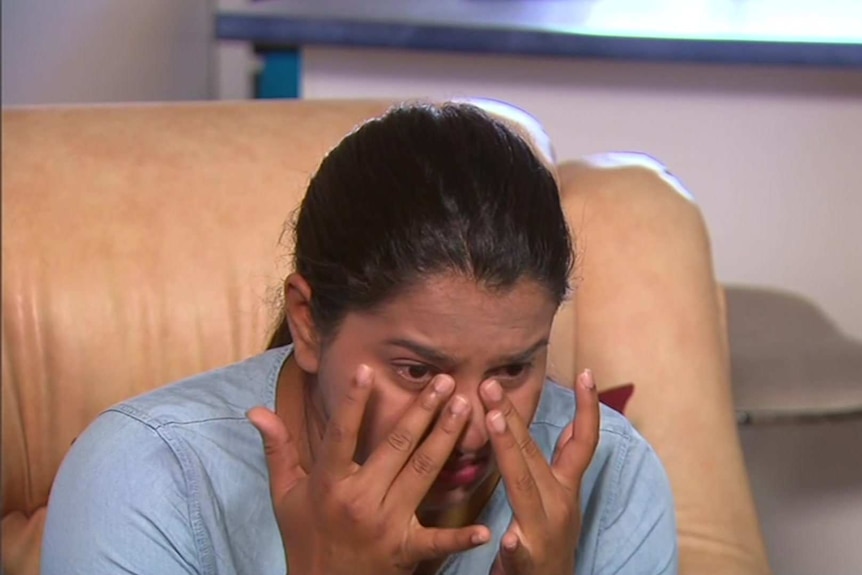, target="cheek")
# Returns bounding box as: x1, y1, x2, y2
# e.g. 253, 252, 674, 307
315, 358, 351, 417
507, 378, 544, 426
